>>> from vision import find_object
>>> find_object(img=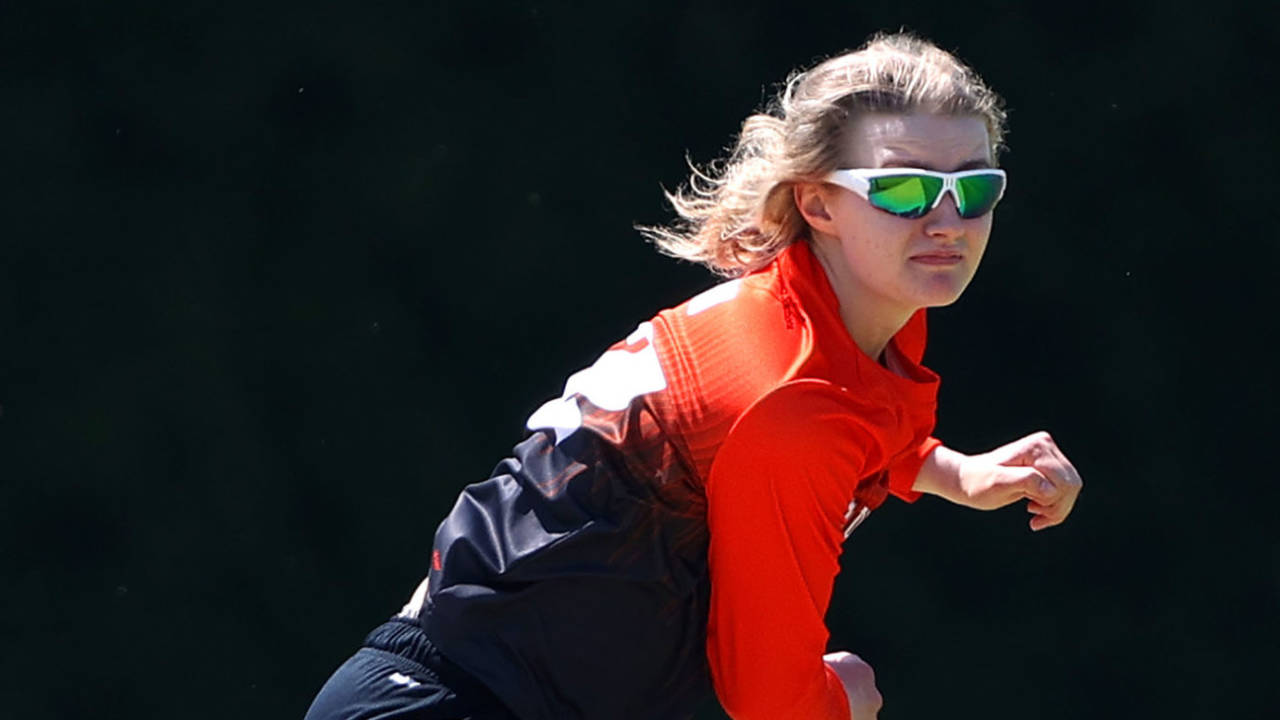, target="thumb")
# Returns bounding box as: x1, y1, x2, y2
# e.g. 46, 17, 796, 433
1003, 465, 1055, 503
